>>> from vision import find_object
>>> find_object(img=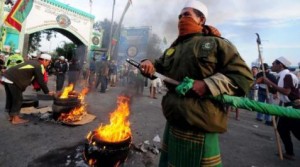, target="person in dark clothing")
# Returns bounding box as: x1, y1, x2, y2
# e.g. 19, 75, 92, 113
96, 60, 109, 93
88, 58, 96, 88
68, 59, 81, 88
263, 57, 300, 160
54, 56, 68, 91
109, 60, 118, 87
2, 54, 55, 124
